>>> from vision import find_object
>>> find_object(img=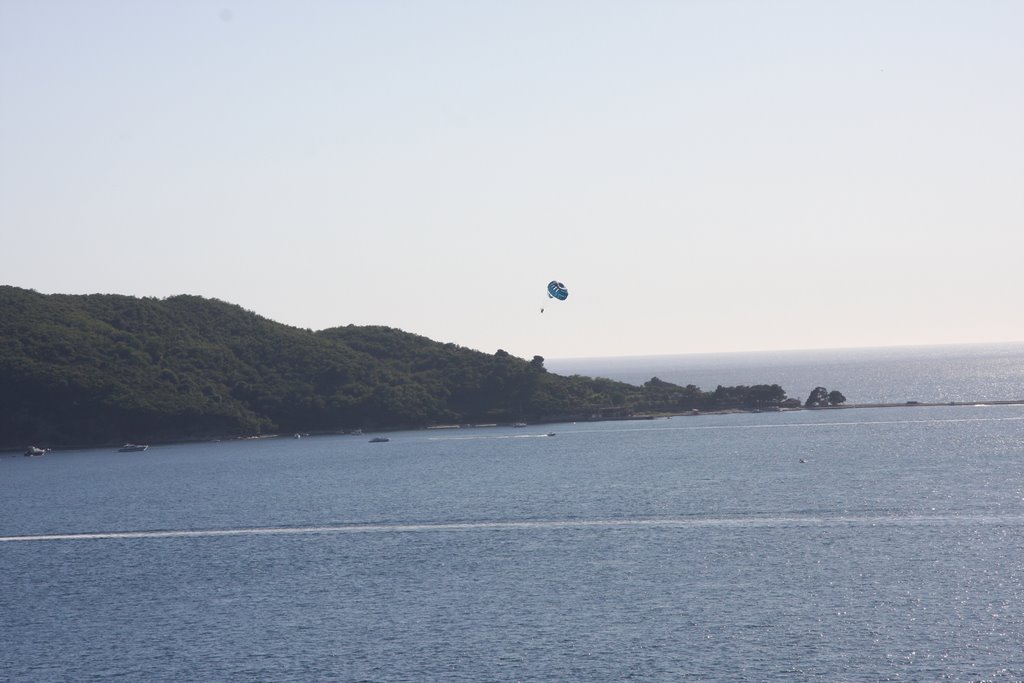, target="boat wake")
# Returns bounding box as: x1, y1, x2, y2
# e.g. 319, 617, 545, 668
428, 432, 555, 441
4, 512, 1024, 543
